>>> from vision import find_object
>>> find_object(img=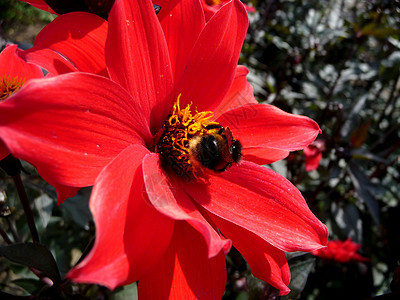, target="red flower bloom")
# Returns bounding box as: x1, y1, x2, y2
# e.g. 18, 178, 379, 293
0, 13, 107, 198
0, 44, 44, 160
200, 0, 255, 21
19, 12, 108, 77
303, 139, 326, 171
312, 238, 369, 263
0, 0, 327, 297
